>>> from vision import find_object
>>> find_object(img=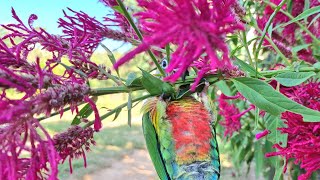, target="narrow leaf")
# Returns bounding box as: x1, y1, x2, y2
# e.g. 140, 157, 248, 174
59, 62, 88, 78
313, 62, 320, 69
274, 72, 316, 87
292, 44, 310, 54
274, 163, 284, 180
308, 13, 320, 28
231, 77, 320, 122
113, 108, 122, 121
125, 72, 142, 87
140, 68, 173, 95
216, 80, 232, 96
72, 103, 94, 125
112, 5, 125, 15
100, 43, 120, 77
276, 6, 320, 29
